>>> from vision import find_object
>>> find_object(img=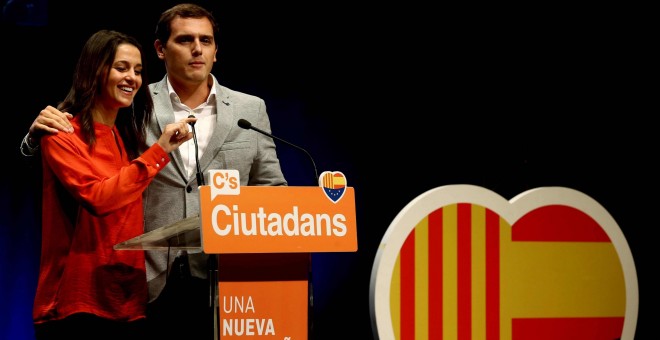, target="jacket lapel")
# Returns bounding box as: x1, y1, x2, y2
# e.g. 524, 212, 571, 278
198, 78, 233, 172
151, 76, 188, 180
